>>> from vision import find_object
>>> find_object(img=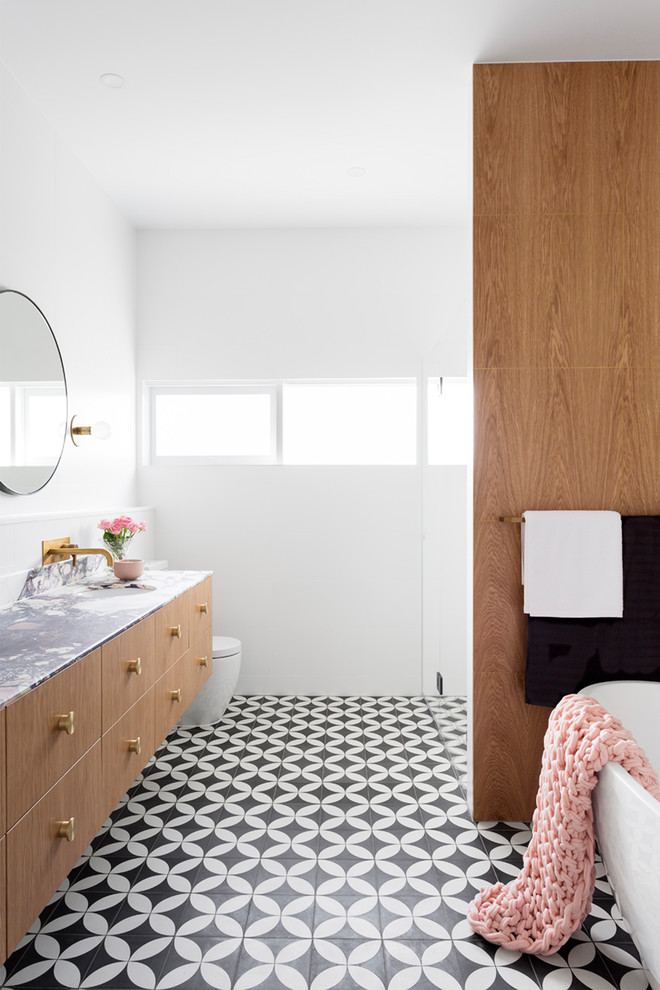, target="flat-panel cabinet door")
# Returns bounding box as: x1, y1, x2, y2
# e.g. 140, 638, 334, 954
6, 650, 102, 828
102, 689, 156, 813
187, 628, 213, 705
154, 597, 189, 676
6, 741, 103, 956
101, 615, 156, 732
189, 578, 212, 645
